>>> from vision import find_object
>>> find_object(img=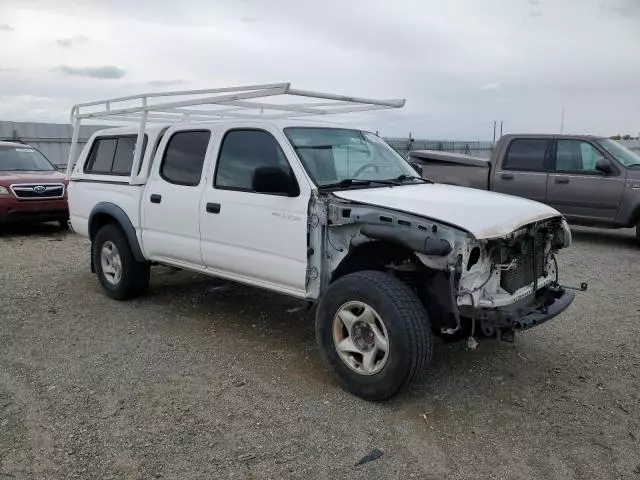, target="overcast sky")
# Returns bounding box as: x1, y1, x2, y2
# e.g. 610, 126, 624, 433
0, 0, 639, 139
